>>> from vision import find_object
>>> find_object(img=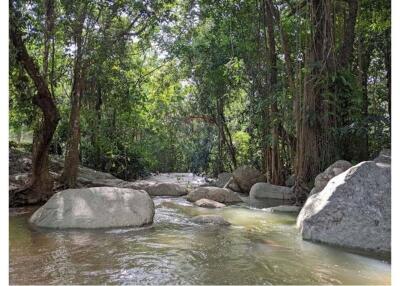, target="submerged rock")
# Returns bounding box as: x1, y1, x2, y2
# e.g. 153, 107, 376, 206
191, 215, 231, 226
264, 205, 301, 213
313, 160, 352, 195
145, 183, 188, 196
187, 186, 242, 203
297, 161, 391, 254
250, 182, 295, 200
232, 166, 266, 193
30, 187, 155, 229
194, 198, 226, 208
